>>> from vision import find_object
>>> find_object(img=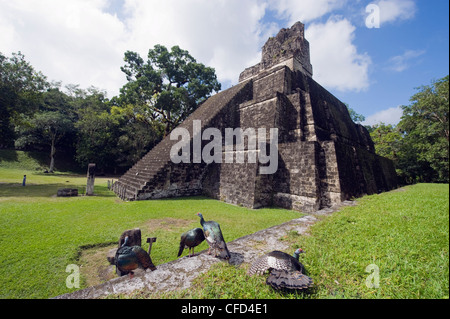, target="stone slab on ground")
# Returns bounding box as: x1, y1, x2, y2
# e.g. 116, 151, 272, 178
57, 188, 78, 197
54, 201, 355, 299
